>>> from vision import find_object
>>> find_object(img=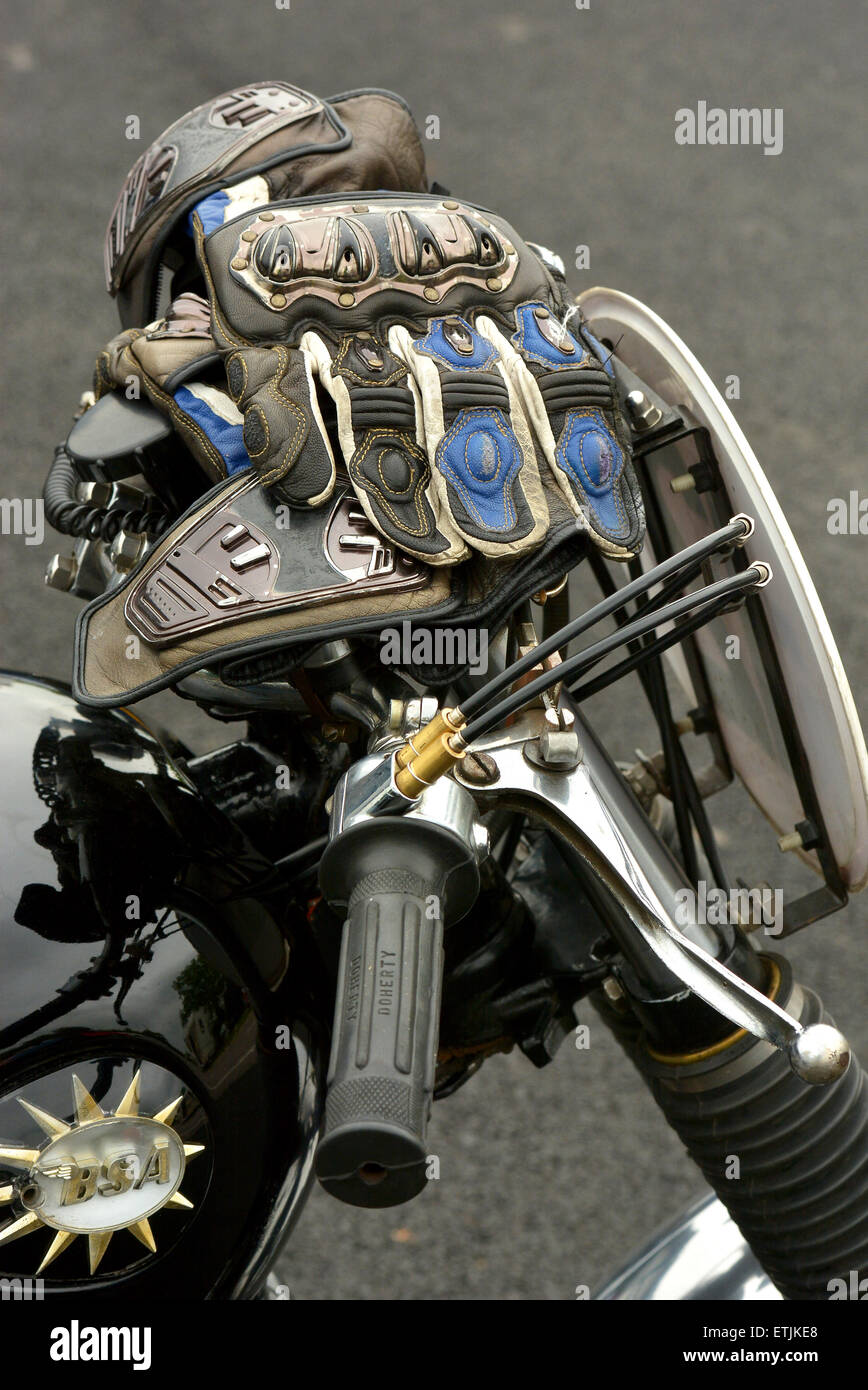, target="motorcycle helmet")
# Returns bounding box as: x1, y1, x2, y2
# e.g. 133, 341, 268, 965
104, 81, 430, 328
